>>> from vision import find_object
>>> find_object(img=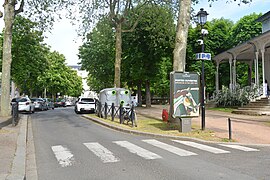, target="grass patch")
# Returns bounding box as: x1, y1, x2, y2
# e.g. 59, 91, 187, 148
263, 121, 270, 127
87, 114, 225, 142
207, 107, 236, 113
